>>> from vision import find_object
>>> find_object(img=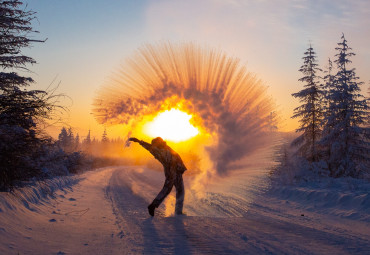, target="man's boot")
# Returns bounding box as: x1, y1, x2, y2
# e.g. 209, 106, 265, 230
148, 203, 156, 216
